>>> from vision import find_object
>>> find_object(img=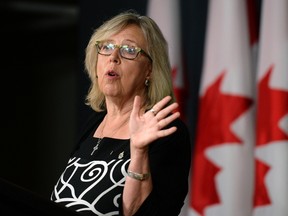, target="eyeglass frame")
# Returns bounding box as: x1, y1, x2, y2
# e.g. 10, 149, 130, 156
95, 41, 153, 62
